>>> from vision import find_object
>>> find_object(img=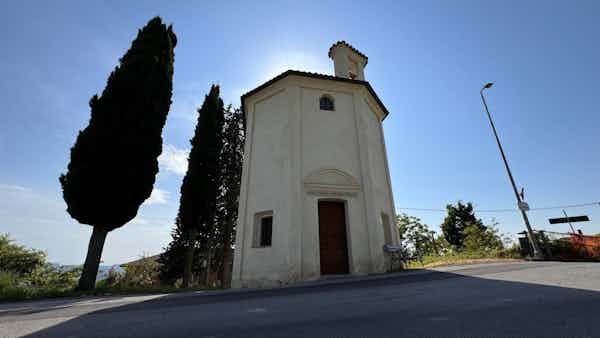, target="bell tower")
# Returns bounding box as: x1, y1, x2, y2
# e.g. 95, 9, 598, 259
328, 41, 368, 81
